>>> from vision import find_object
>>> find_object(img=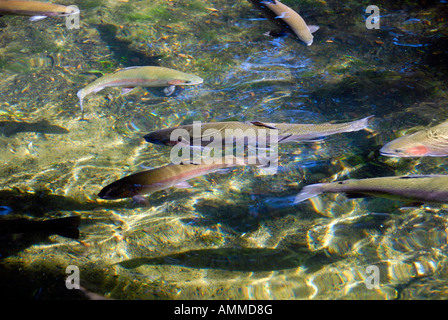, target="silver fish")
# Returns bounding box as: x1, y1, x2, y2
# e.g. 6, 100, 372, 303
294, 175, 448, 204
380, 119, 448, 157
